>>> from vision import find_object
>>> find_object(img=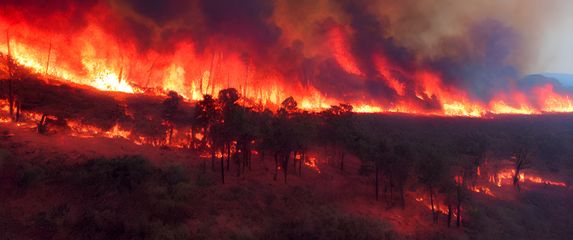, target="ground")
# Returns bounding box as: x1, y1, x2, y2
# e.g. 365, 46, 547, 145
0, 121, 571, 239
